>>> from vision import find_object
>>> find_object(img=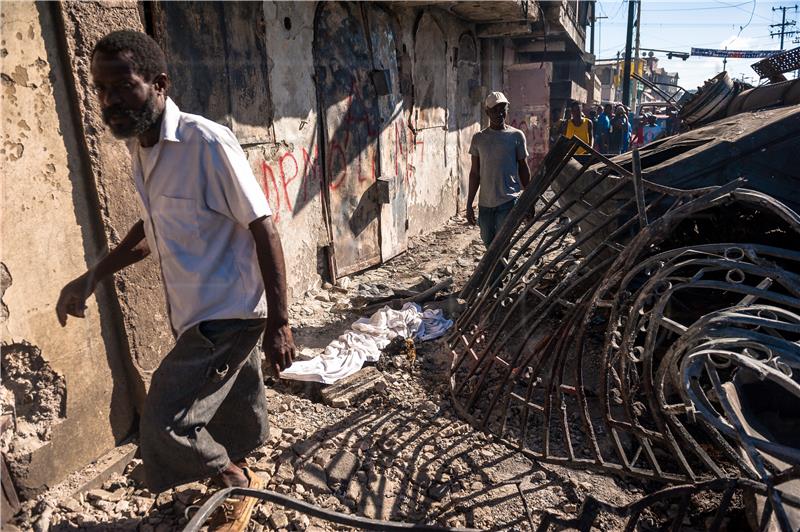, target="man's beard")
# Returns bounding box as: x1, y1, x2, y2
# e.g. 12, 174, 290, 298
102, 92, 161, 139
